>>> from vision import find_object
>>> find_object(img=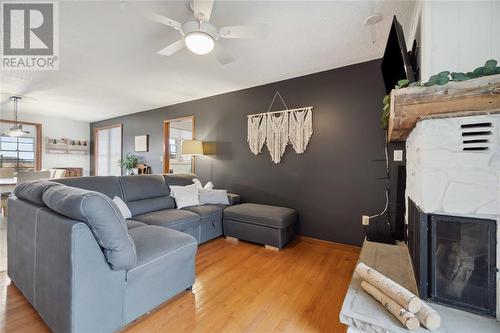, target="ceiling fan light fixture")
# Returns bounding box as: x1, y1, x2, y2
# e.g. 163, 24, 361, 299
3, 125, 29, 137
4, 96, 29, 137
184, 31, 215, 55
